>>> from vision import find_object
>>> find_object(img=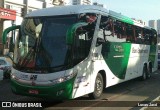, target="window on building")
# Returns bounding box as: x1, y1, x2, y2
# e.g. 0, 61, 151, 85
5, 4, 12, 9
